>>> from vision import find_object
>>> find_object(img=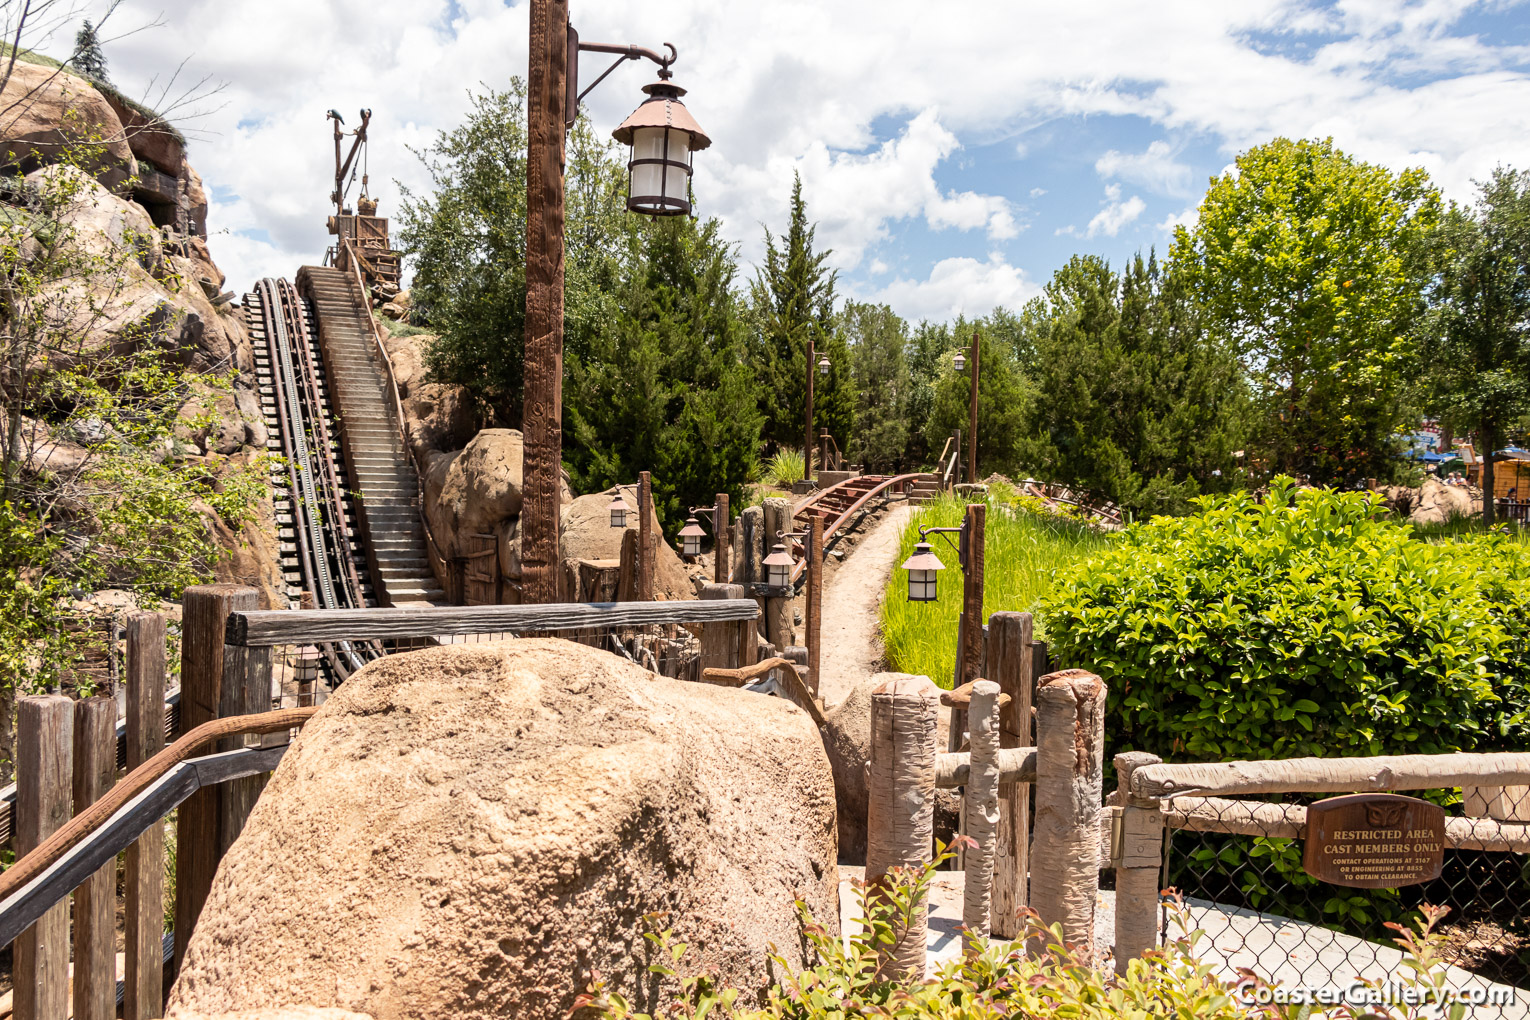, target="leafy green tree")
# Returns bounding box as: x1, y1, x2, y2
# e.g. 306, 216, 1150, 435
903, 319, 949, 466
841, 301, 909, 472
70, 20, 109, 82
748, 174, 850, 458
1418, 168, 1530, 524
565, 216, 763, 532
1169, 137, 1440, 485
920, 316, 1028, 478
1017, 254, 1249, 517
397, 82, 626, 428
